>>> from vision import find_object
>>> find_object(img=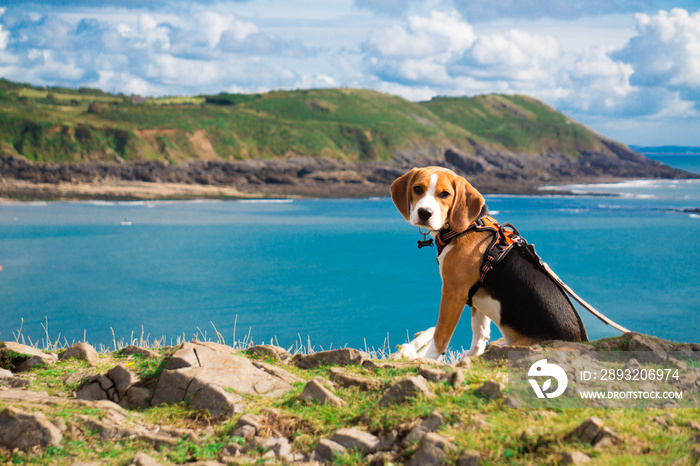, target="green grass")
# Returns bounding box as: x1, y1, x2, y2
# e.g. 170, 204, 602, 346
0, 78, 623, 166
423, 94, 607, 156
